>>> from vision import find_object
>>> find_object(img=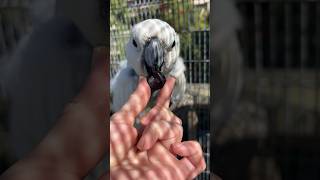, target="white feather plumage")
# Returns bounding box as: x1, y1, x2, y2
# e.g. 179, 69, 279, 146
111, 19, 186, 112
